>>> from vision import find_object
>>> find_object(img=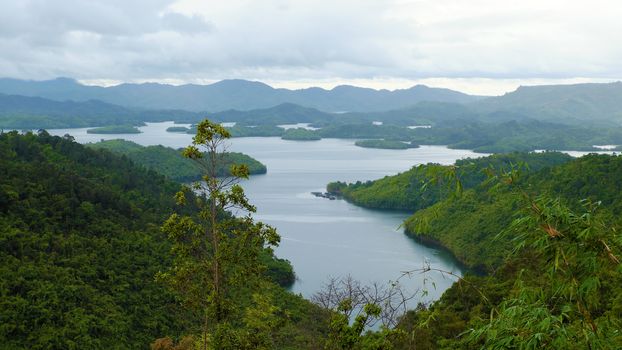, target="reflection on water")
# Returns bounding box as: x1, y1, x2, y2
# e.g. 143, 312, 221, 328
49, 121, 485, 304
